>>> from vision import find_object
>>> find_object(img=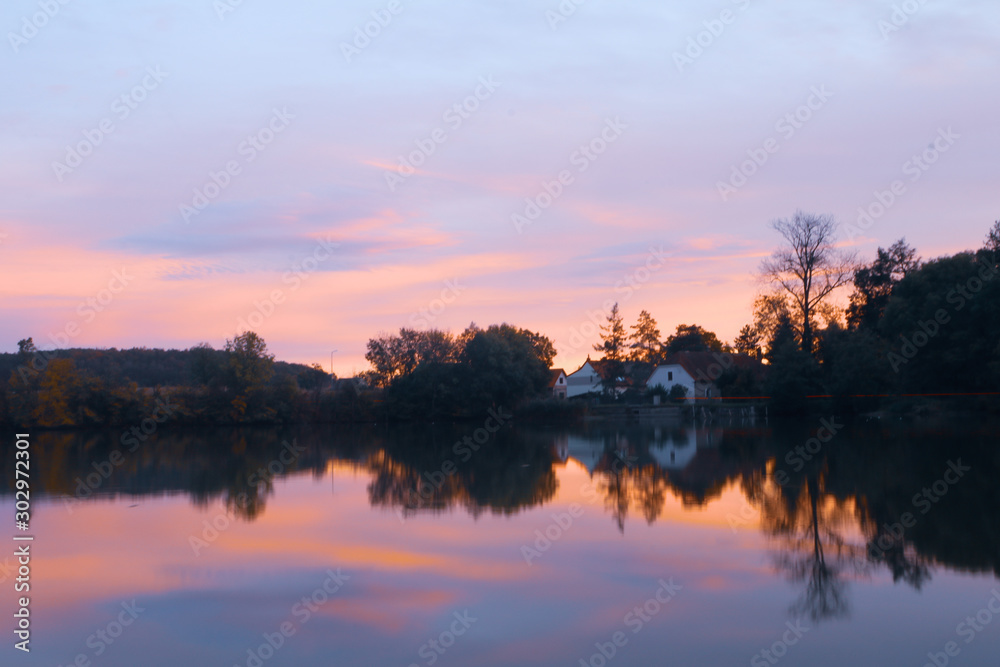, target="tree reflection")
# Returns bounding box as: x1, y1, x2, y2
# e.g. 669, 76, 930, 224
595, 449, 635, 533
4, 417, 998, 592
365, 426, 559, 518
571, 424, 741, 533
864, 528, 932, 590
761, 473, 870, 622
738, 415, 1000, 623
633, 465, 669, 524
